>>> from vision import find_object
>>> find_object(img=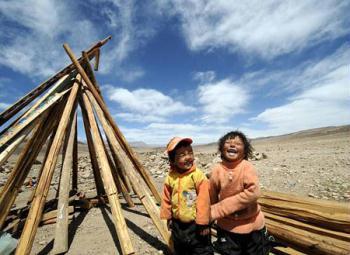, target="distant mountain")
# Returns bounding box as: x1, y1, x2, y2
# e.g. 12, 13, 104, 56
129, 141, 150, 148
252, 125, 350, 142
193, 124, 350, 149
